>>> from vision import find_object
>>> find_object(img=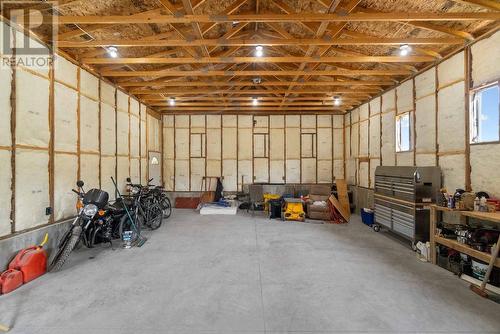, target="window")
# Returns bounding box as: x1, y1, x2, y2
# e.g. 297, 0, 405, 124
396, 113, 411, 152
470, 82, 500, 144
